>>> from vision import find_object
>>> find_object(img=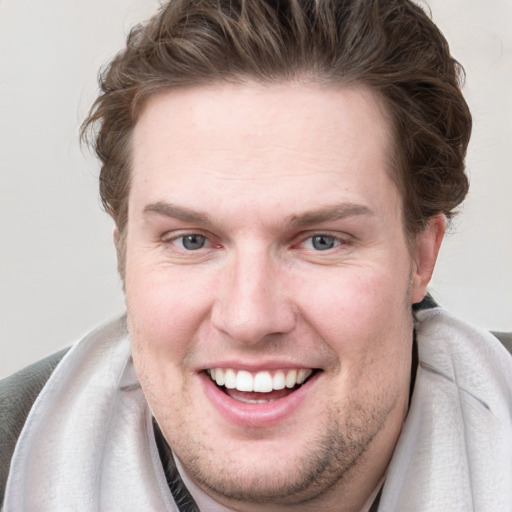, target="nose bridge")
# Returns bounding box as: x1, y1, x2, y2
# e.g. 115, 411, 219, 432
212, 244, 296, 344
